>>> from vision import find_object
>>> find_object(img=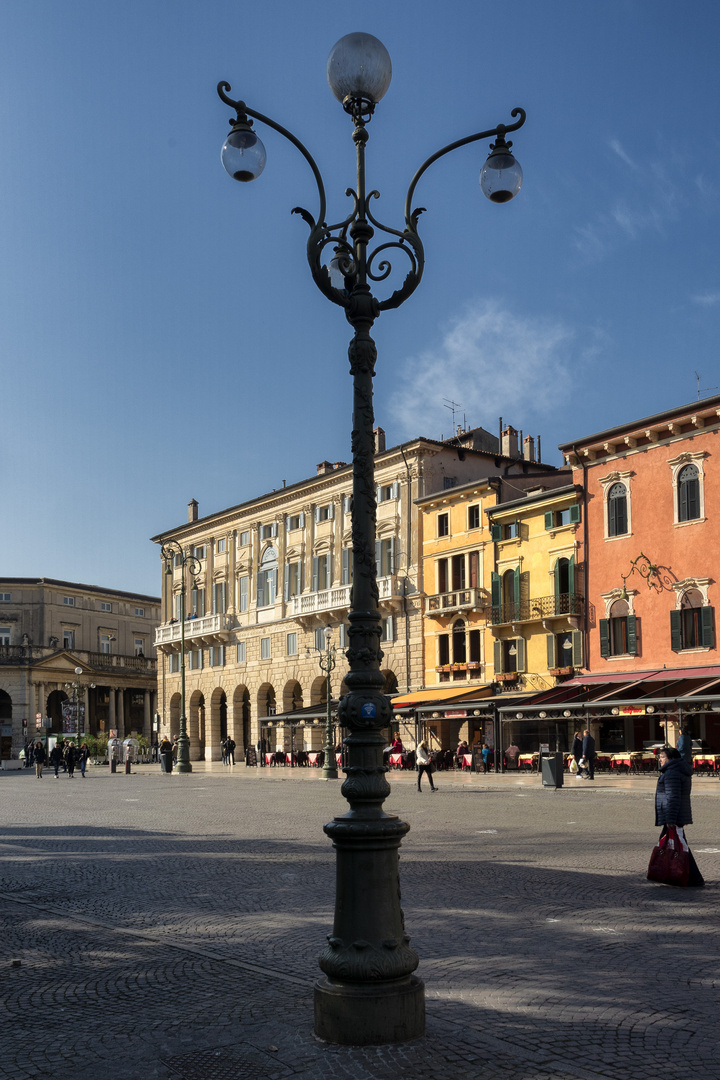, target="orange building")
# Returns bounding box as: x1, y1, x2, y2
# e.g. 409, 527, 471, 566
554, 395, 720, 752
